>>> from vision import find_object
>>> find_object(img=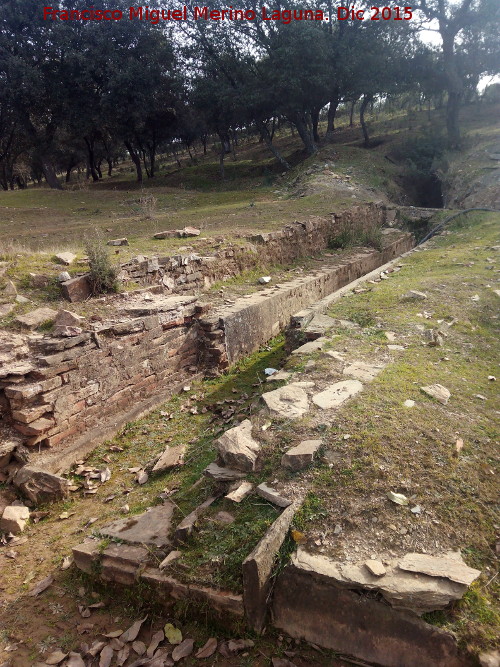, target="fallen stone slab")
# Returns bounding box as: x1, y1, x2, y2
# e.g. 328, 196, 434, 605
159, 550, 182, 569
216, 419, 261, 472
256, 483, 291, 508
225, 481, 253, 503
152, 444, 186, 474
153, 230, 179, 239
273, 552, 466, 667
107, 238, 129, 246
55, 252, 77, 265
261, 385, 309, 420
0, 303, 15, 317
291, 548, 475, 614
343, 361, 385, 382
291, 337, 328, 355
55, 309, 85, 327
312, 380, 363, 410
100, 503, 174, 547
2, 279, 17, 297
203, 462, 246, 482
15, 307, 58, 329
13, 466, 69, 504
398, 552, 480, 586
53, 325, 83, 337
101, 543, 149, 585
174, 496, 216, 543
281, 439, 322, 471
0, 505, 30, 534
365, 559, 386, 577
180, 226, 200, 237
61, 275, 91, 302
401, 290, 427, 300
266, 370, 291, 383
479, 650, 500, 667
243, 501, 299, 632
420, 383, 451, 405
